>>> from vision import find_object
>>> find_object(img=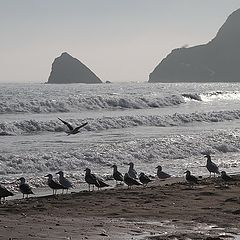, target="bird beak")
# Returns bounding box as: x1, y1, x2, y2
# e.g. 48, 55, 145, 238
44, 175, 49, 177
